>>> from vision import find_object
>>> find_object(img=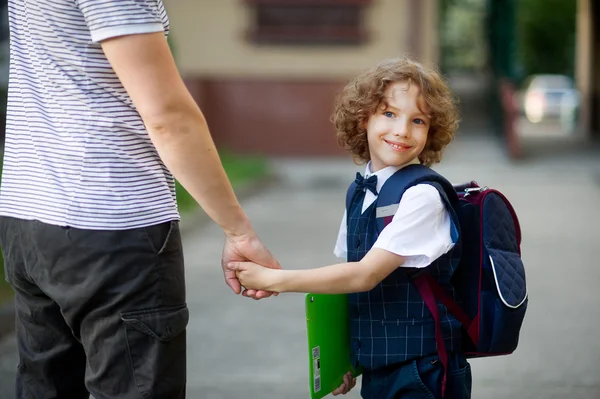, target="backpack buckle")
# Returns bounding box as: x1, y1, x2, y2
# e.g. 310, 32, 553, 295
464, 186, 488, 197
